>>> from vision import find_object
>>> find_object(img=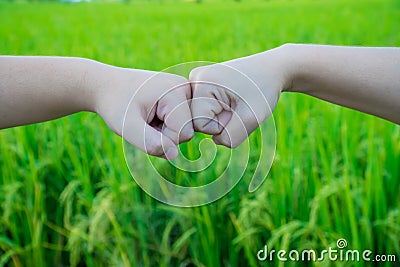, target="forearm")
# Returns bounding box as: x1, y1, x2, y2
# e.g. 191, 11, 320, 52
0, 56, 101, 129
281, 44, 400, 124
